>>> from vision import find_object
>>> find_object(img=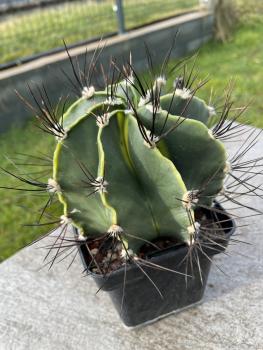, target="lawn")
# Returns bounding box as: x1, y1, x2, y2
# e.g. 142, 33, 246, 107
190, 16, 263, 128
0, 0, 197, 65
0, 4, 263, 262
0, 124, 60, 262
